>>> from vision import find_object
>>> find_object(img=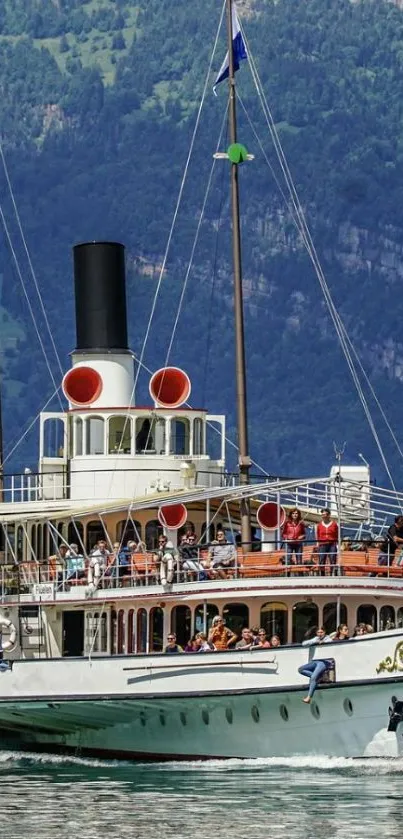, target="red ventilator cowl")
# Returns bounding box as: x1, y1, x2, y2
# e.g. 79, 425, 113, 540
62, 366, 103, 406
256, 502, 286, 530
158, 503, 188, 530
149, 367, 191, 408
